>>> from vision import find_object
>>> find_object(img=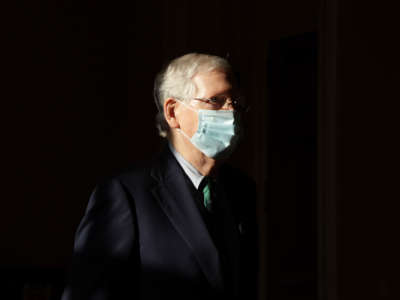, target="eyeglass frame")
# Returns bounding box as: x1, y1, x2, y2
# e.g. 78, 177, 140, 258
189, 96, 249, 113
